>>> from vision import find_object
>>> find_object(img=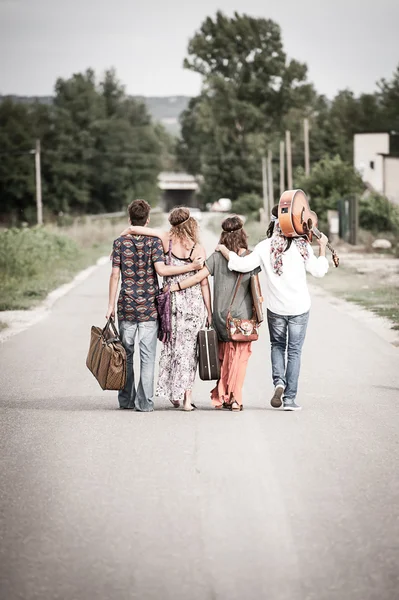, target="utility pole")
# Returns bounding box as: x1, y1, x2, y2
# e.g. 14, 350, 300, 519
285, 130, 293, 189
304, 118, 310, 176
279, 140, 285, 195
262, 156, 269, 215
35, 139, 43, 225
267, 150, 274, 211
